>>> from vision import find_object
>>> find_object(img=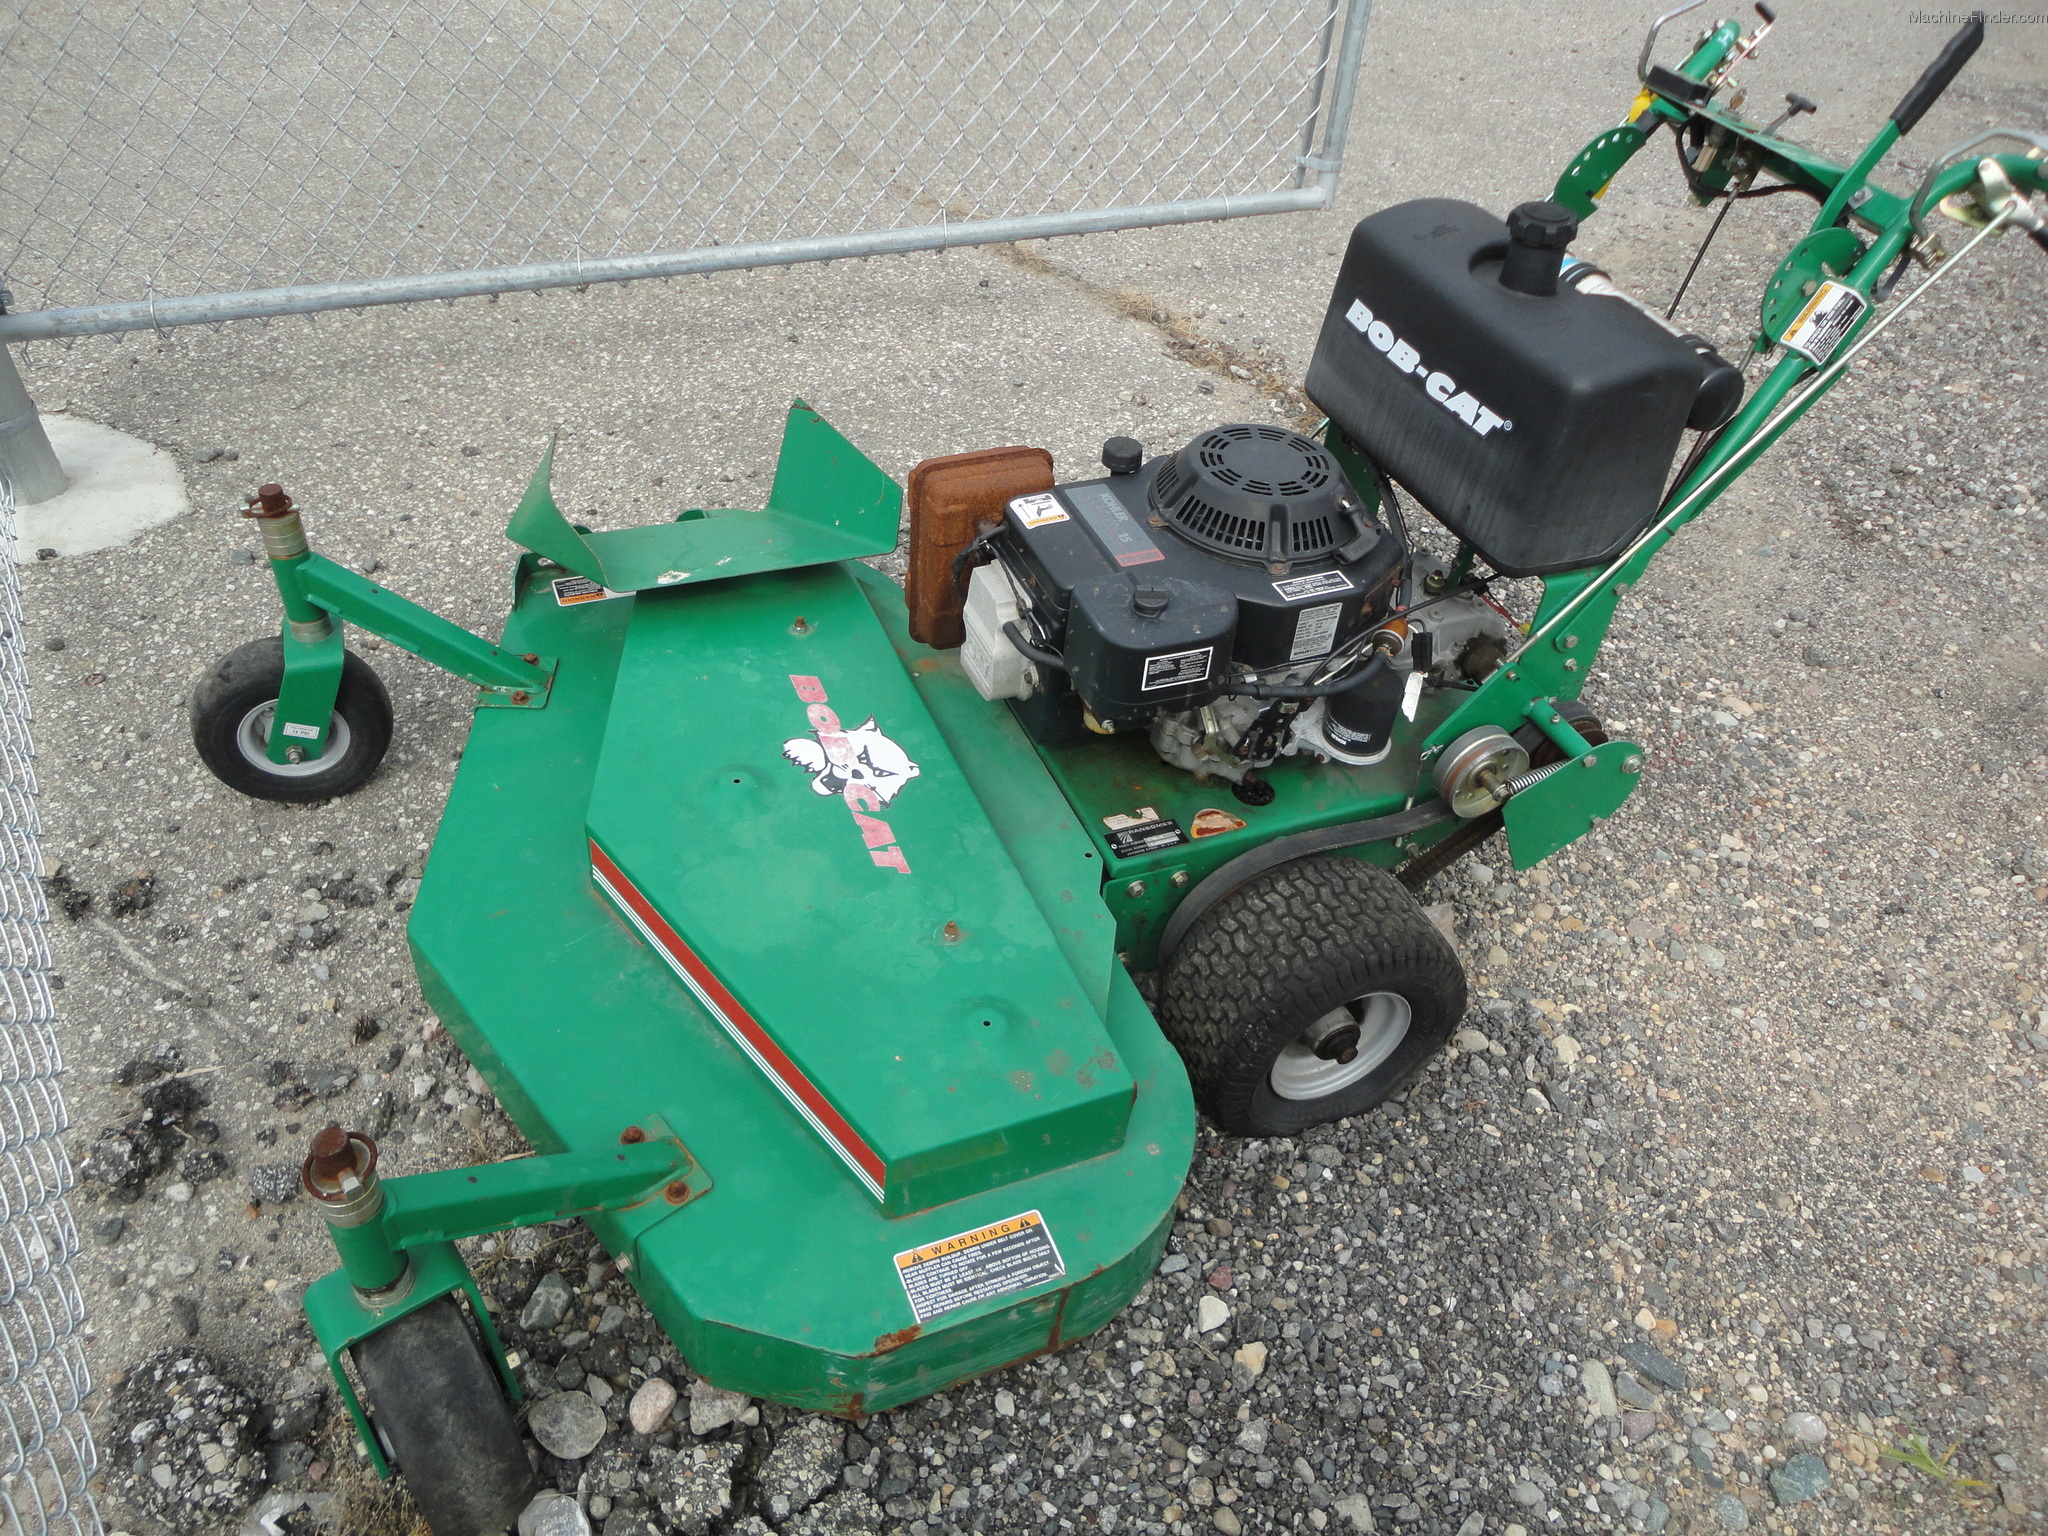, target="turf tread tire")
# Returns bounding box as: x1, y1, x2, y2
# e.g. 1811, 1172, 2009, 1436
189, 636, 392, 802
351, 1295, 536, 1536
1159, 854, 1466, 1136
